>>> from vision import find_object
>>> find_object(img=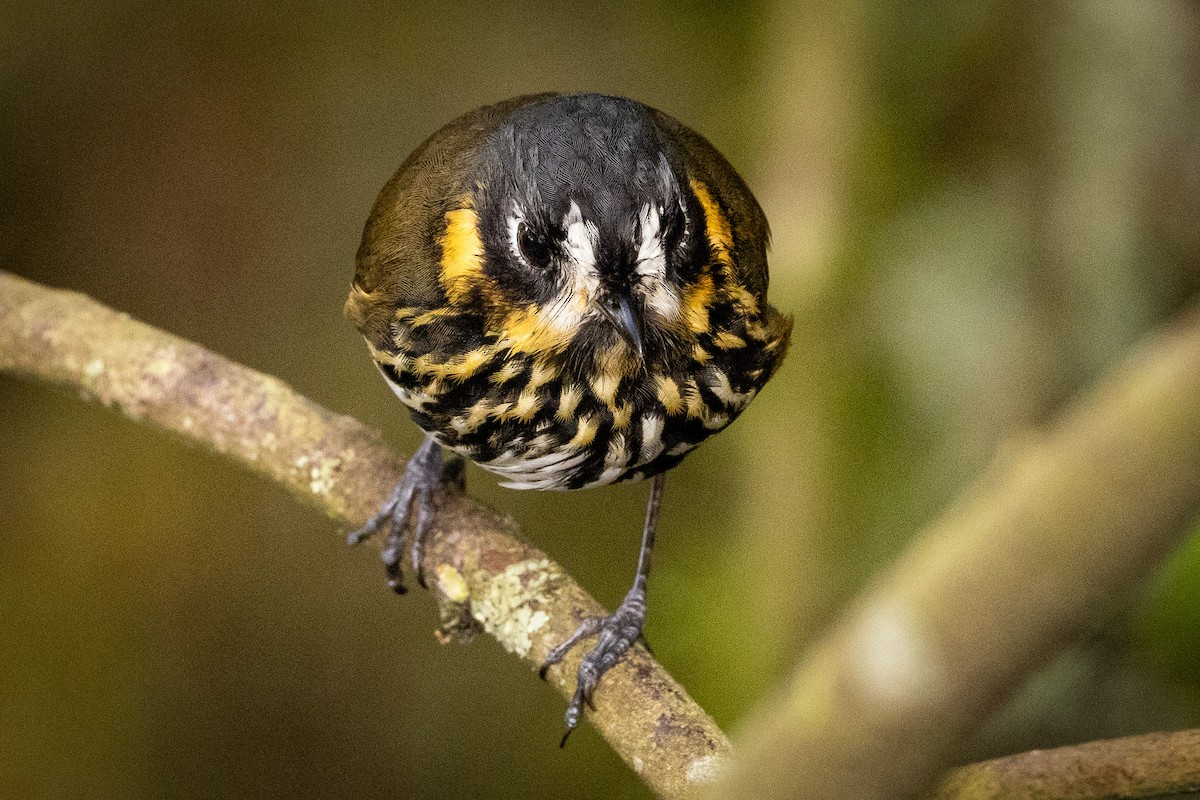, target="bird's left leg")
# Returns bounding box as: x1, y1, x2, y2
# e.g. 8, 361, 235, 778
541, 472, 665, 743
347, 434, 465, 593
